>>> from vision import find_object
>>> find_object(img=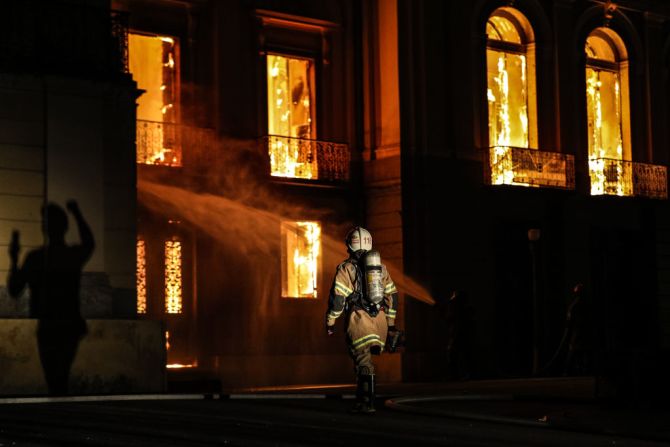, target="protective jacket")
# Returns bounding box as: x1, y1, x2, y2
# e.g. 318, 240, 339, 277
326, 257, 398, 352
